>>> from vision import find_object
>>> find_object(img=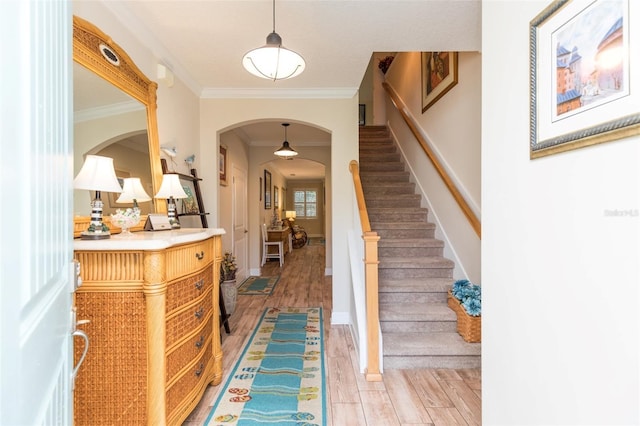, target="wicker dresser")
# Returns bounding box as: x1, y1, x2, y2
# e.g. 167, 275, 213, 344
73, 229, 225, 425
